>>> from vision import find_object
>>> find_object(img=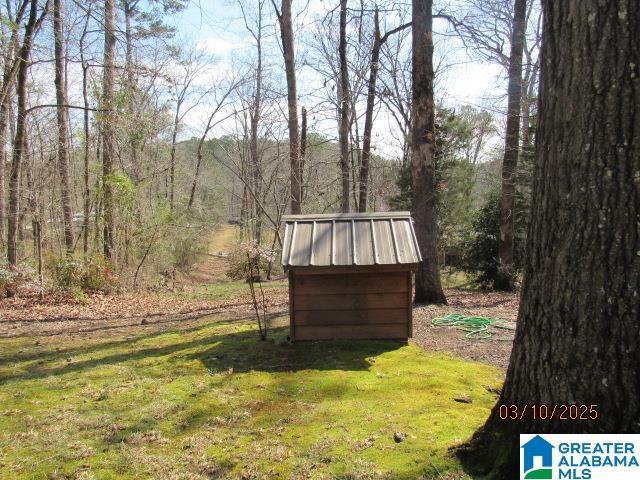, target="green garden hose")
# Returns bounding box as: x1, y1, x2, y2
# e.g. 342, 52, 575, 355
431, 313, 516, 340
